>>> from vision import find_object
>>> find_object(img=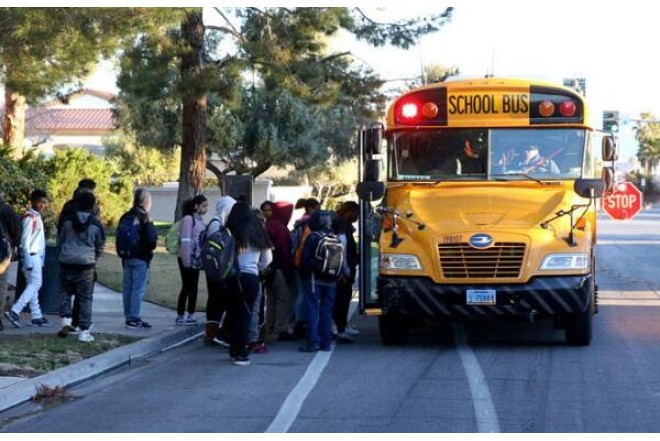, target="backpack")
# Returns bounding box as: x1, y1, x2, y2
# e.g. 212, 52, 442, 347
115, 213, 142, 259
200, 219, 237, 282
165, 219, 182, 255
311, 231, 344, 281
0, 222, 11, 274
